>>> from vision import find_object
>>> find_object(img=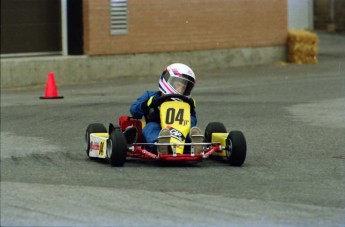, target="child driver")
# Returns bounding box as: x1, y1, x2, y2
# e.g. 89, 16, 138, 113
128, 63, 204, 154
